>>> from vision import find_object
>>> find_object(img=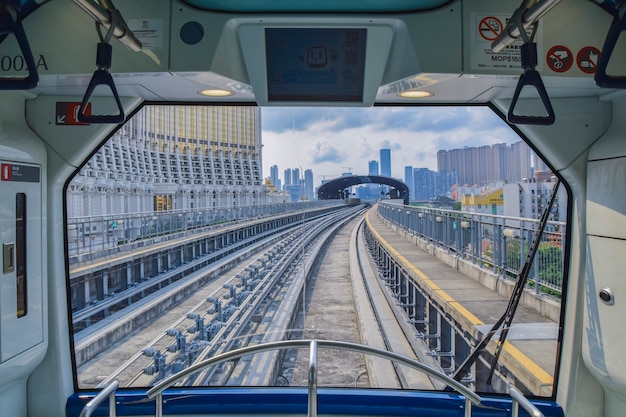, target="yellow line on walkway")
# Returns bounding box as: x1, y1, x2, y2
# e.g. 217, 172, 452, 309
503, 341, 553, 385
365, 209, 553, 385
